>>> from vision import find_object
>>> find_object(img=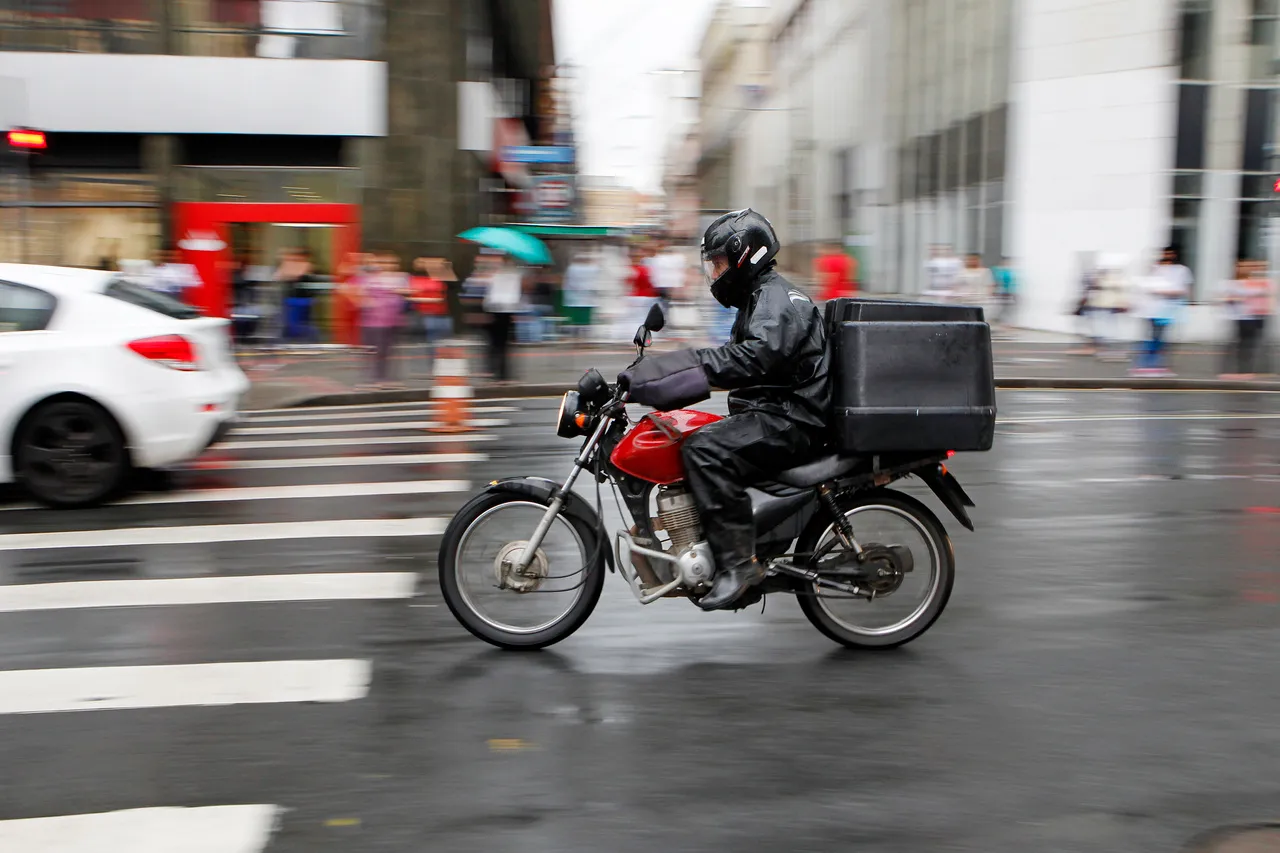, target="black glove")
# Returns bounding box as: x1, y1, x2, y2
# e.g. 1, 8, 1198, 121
619, 349, 711, 411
